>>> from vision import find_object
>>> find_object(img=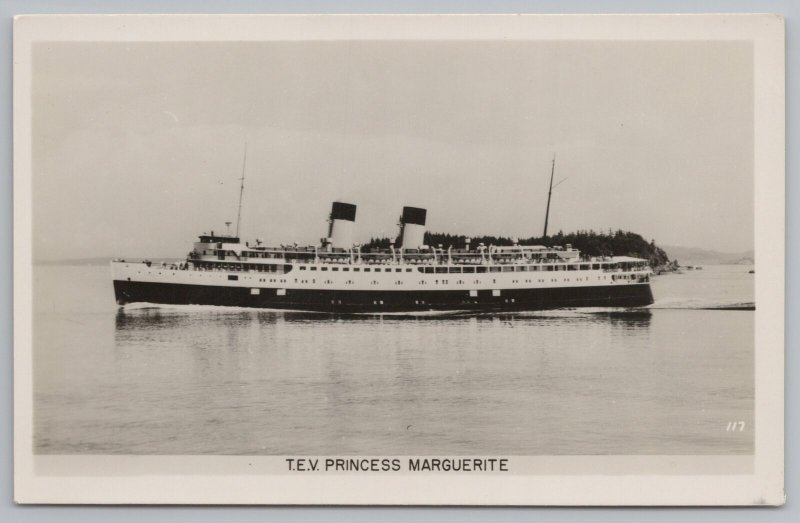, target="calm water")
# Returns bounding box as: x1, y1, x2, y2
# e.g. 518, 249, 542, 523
33, 264, 754, 455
